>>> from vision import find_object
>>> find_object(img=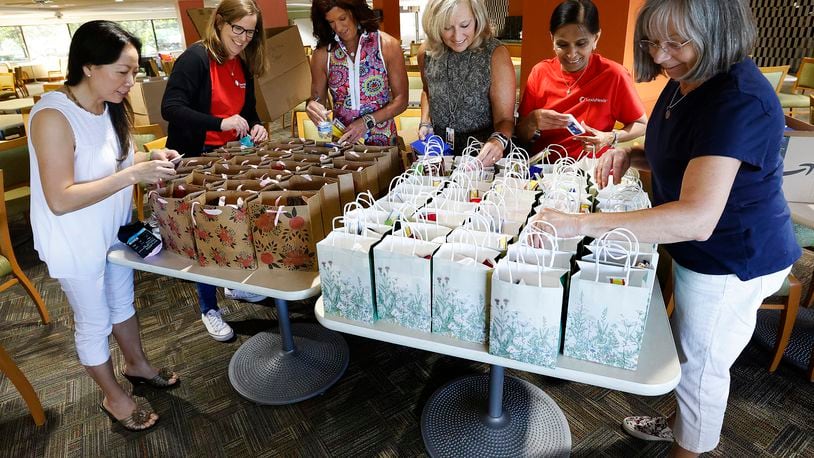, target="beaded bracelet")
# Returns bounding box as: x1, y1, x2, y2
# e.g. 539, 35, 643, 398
419, 121, 433, 129
489, 132, 509, 150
